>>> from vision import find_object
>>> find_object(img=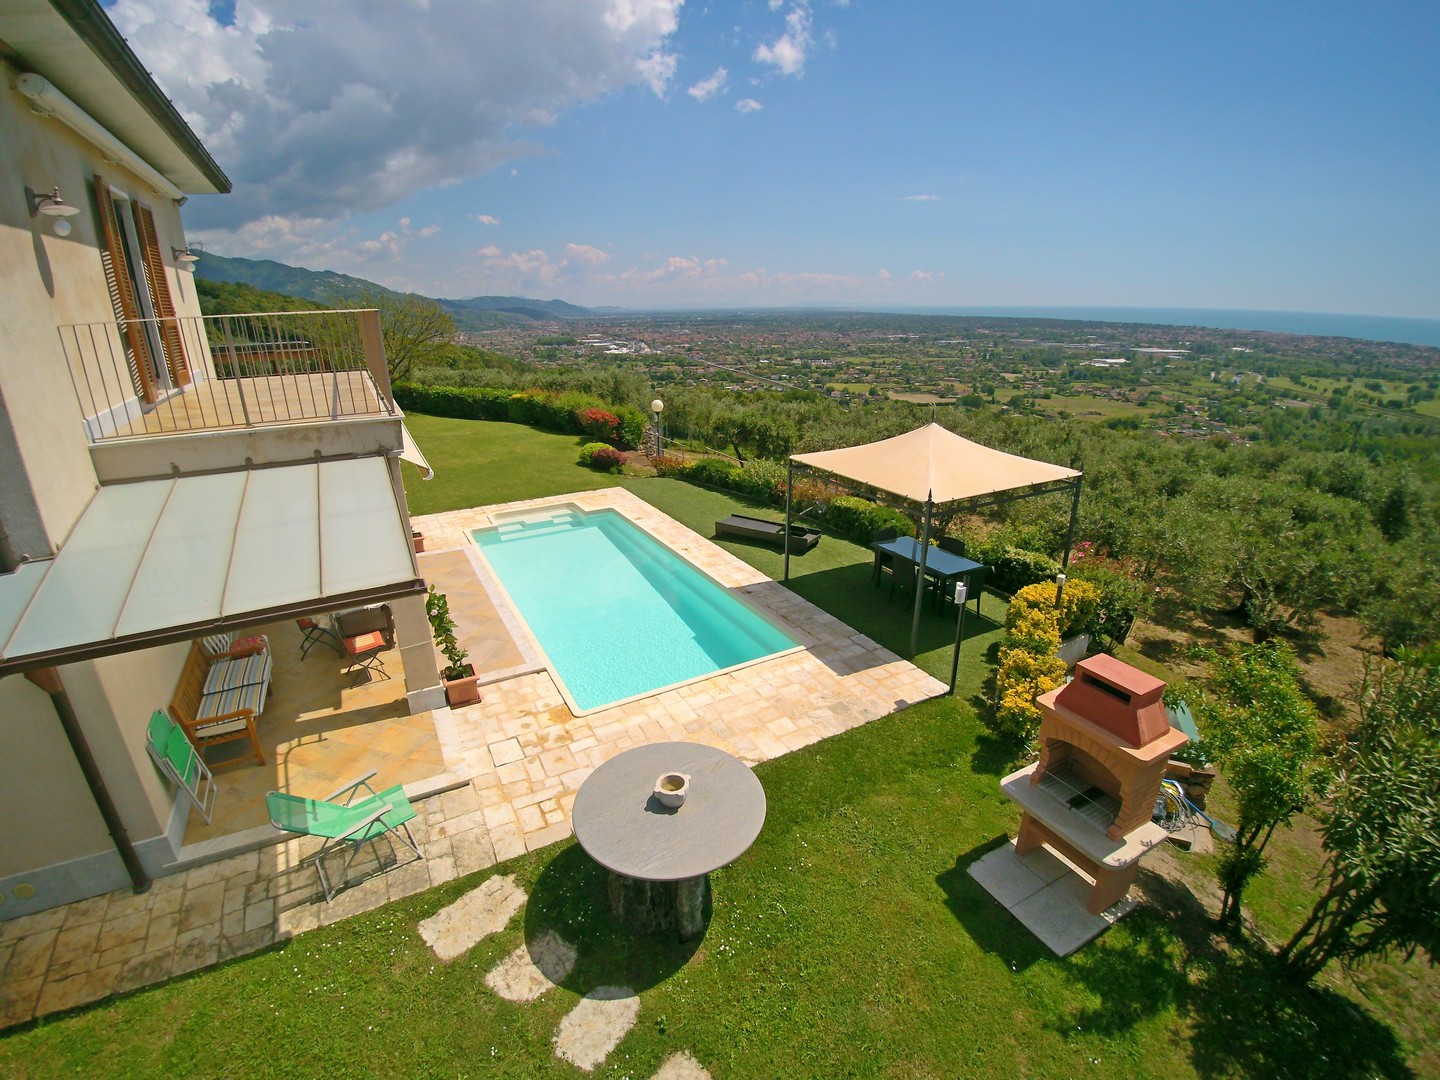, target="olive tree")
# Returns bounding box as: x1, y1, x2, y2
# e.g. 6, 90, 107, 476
1278, 647, 1440, 981
1194, 642, 1330, 929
